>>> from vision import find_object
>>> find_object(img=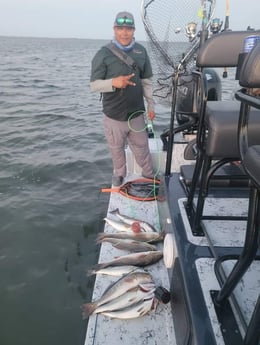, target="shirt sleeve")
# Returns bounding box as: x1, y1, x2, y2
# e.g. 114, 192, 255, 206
141, 48, 153, 79
90, 48, 116, 93
90, 79, 115, 93
141, 78, 155, 111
